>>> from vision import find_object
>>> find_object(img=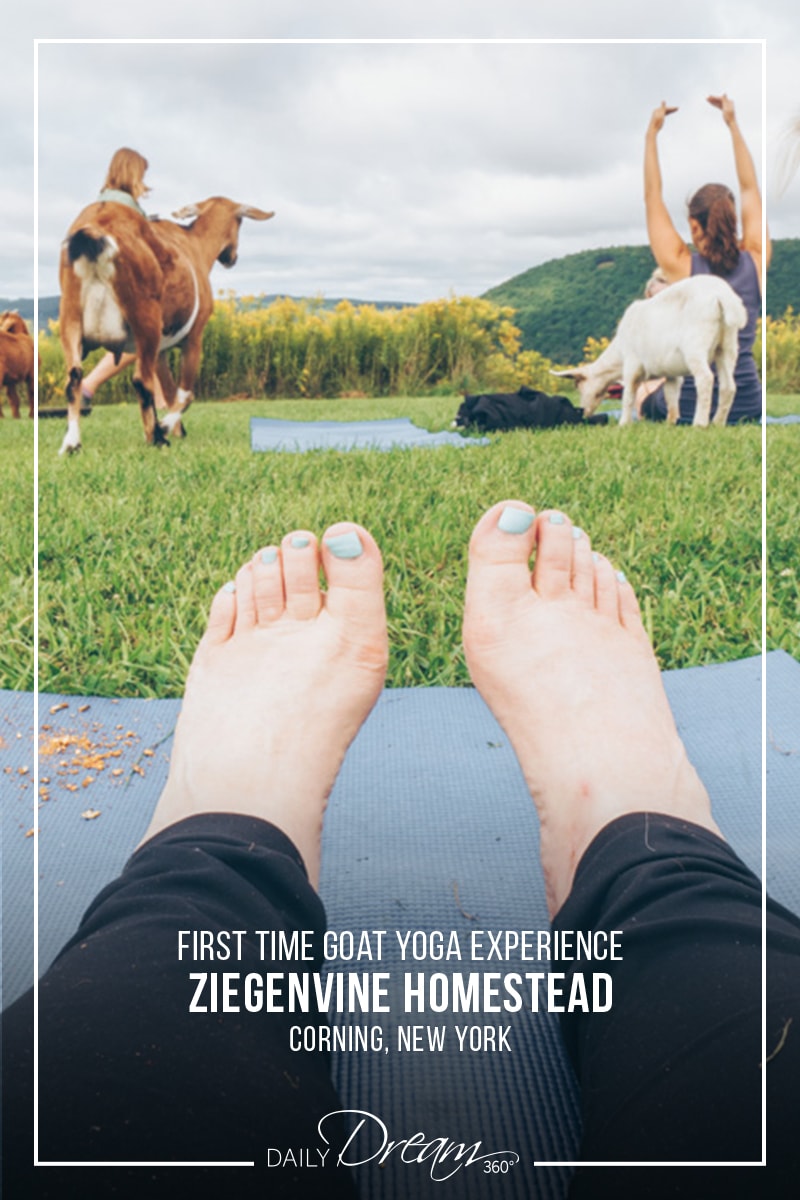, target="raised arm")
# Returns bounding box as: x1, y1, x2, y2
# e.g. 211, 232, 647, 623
644, 103, 692, 282
708, 94, 771, 275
